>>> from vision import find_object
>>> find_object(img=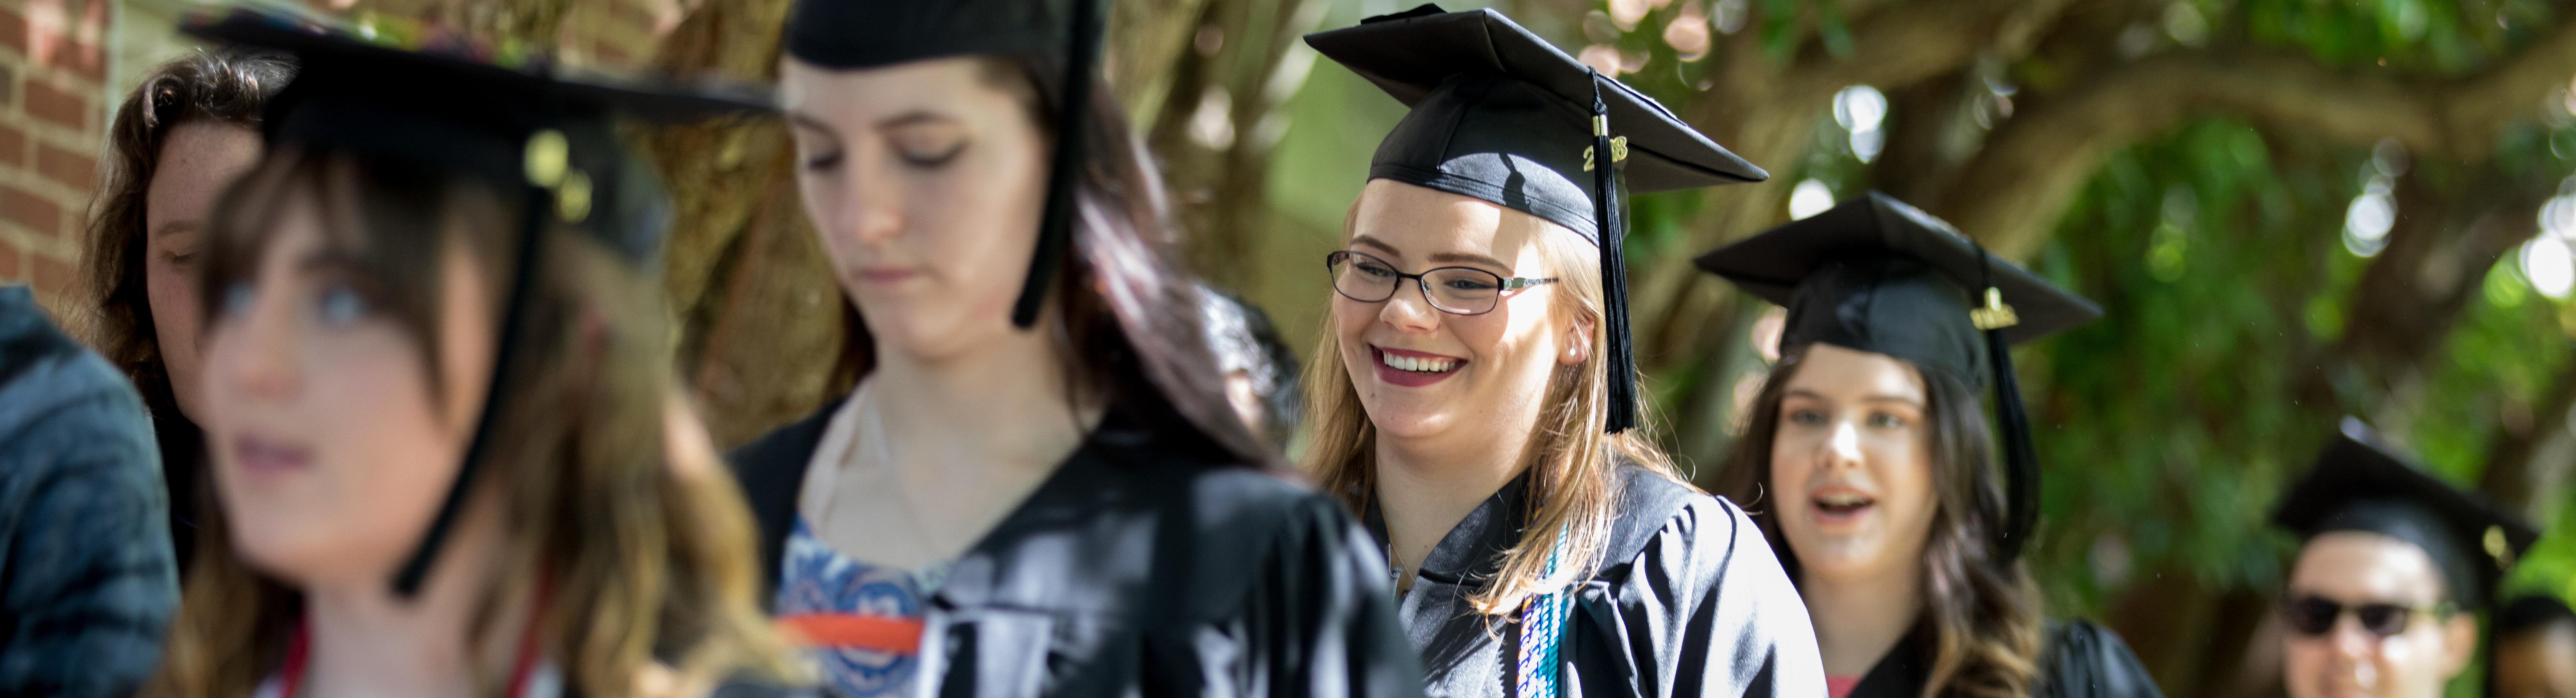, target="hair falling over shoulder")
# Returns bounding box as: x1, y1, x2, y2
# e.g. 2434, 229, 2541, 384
1716, 348, 2044, 698
145, 150, 803, 698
